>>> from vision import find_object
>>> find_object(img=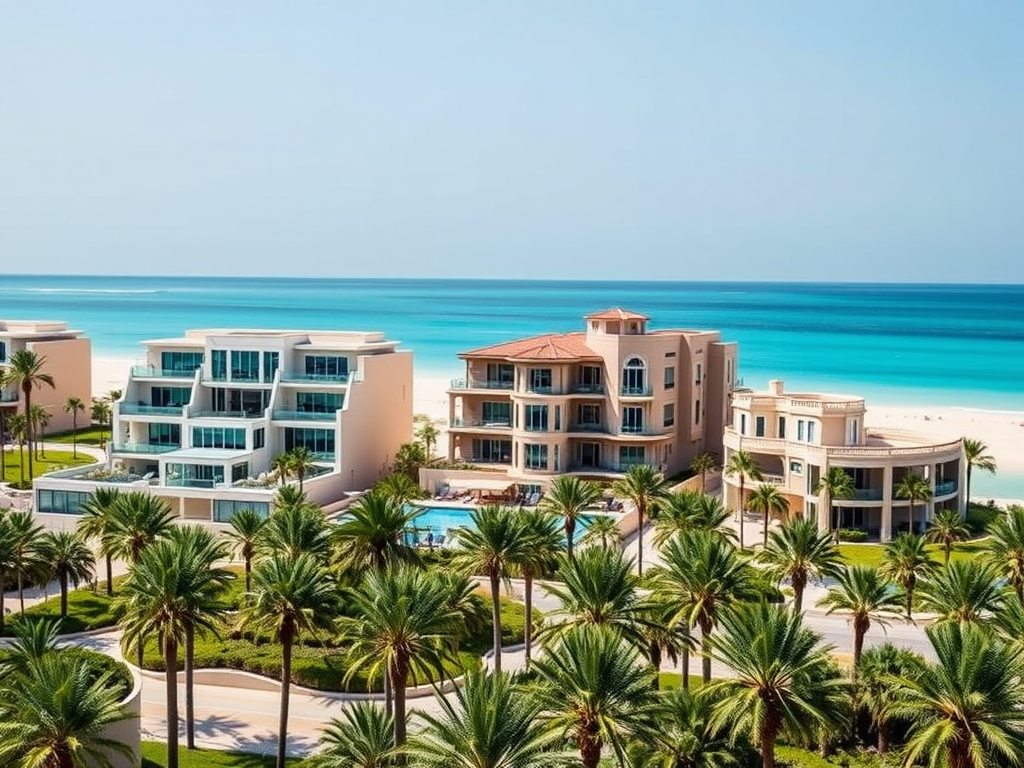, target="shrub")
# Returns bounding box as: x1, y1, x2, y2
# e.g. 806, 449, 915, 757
837, 528, 868, 542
